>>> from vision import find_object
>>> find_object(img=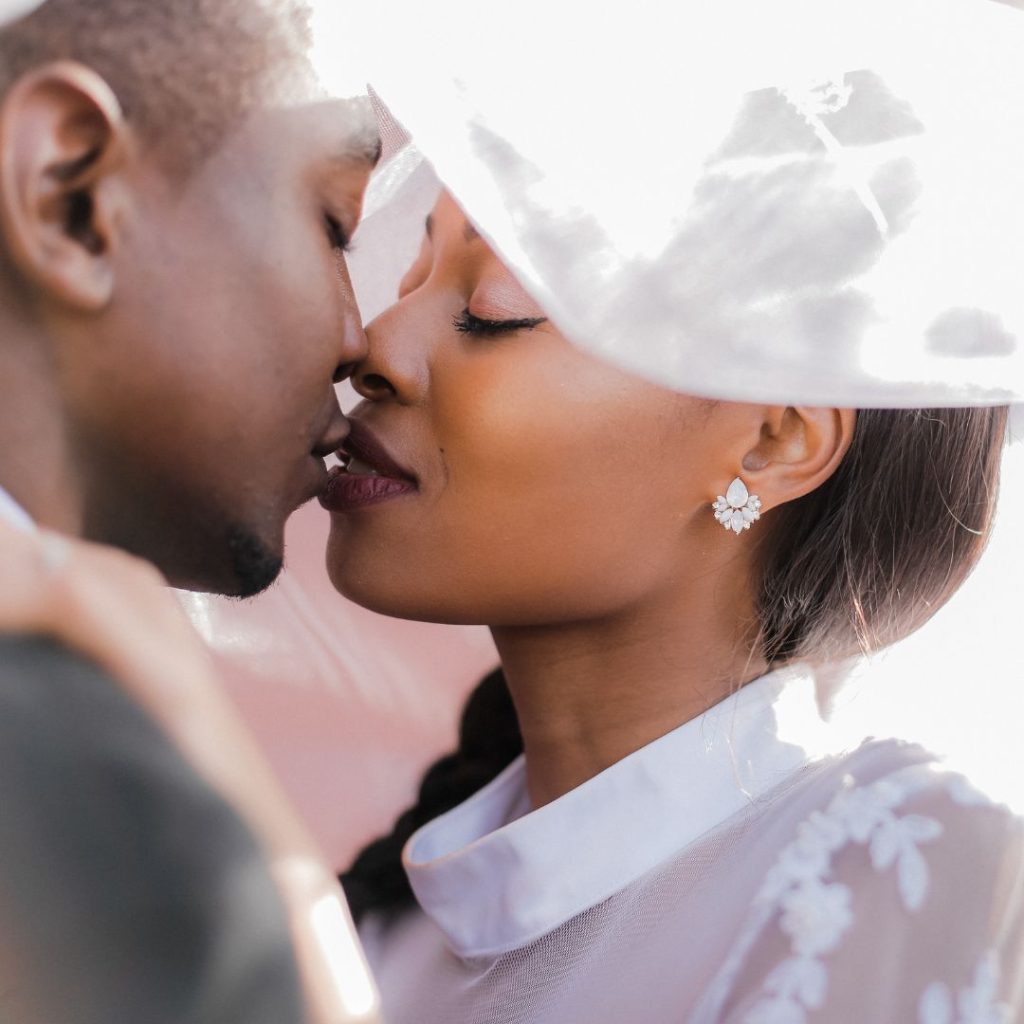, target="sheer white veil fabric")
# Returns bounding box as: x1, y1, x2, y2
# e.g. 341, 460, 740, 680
342, 0, 1024, 407
336, 0, 1024, 808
